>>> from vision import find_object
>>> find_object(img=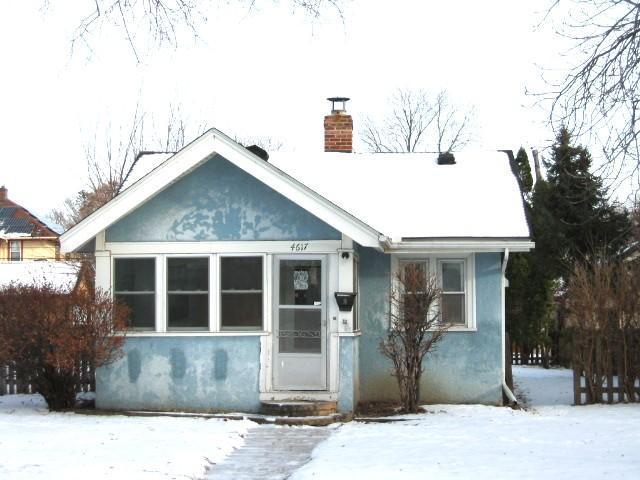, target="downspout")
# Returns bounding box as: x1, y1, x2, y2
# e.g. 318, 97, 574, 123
501, 247, 519, 408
